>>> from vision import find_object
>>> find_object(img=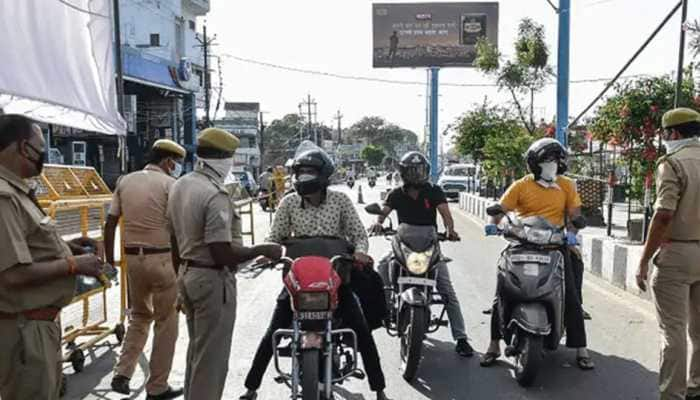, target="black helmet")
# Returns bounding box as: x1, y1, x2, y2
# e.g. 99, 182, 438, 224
292, 148, 335, 195
525, 138, 568, 179
399, 151, 430, 185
